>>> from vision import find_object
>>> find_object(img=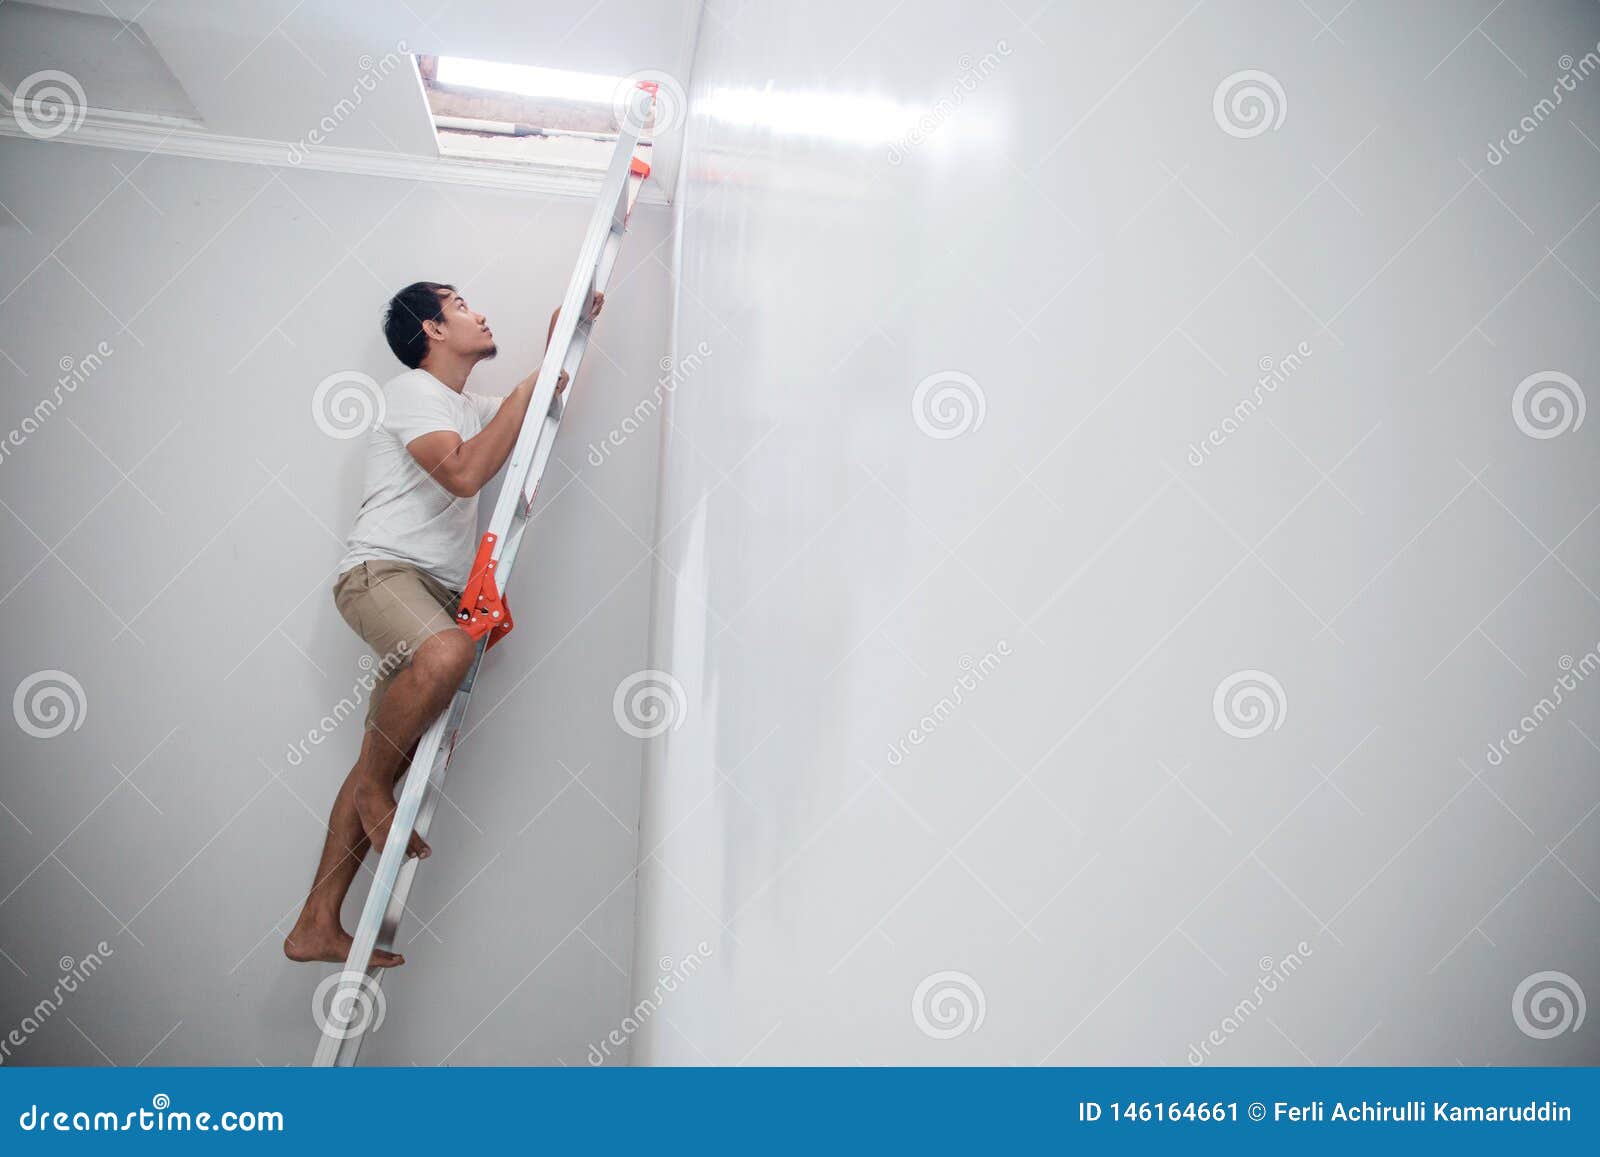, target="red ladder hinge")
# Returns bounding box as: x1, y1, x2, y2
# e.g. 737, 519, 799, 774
456, 532, 513, 648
